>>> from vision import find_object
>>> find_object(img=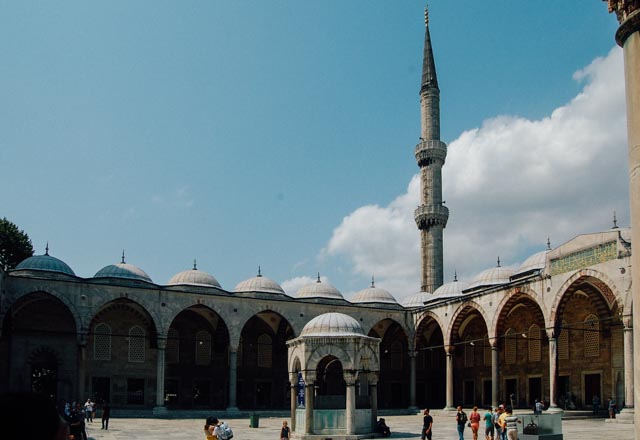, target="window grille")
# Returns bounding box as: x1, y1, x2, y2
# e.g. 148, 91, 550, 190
505, 329, 516, 364
558, 321, 569, 360
128, 326, 145, 363
195, 331, 212, 365
528, 324, 541, 362
584, 314, 600, 357
94, 323, 111, 361
257, 334, 273, 368
166, 328, 179, 364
